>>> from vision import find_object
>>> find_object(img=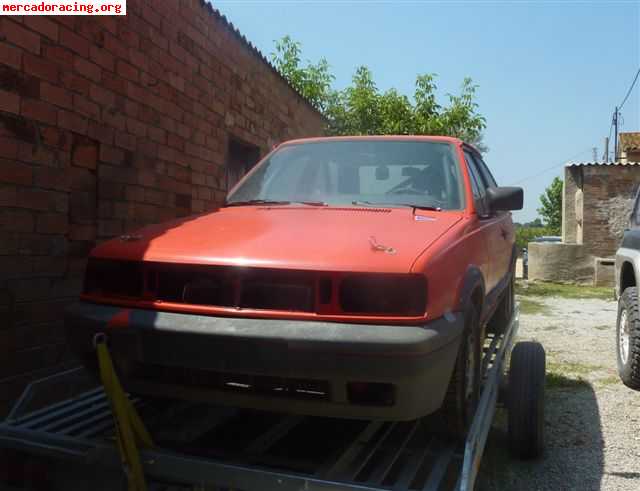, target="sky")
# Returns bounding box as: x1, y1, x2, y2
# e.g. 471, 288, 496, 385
214, 0, 640, 222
